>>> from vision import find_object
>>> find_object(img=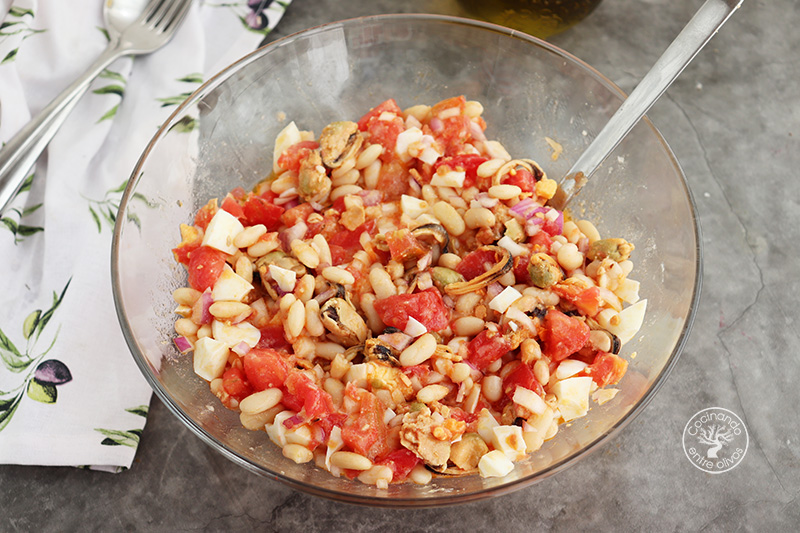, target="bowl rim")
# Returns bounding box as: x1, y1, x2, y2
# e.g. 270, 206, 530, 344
111, 13, 703, 507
